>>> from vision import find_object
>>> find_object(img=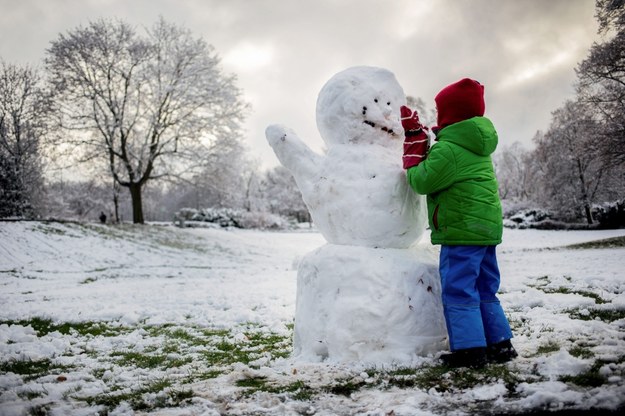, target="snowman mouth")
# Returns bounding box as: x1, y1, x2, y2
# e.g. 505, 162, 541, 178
363, 120, 396, 136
